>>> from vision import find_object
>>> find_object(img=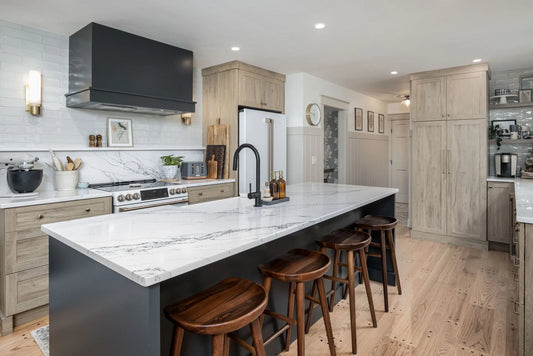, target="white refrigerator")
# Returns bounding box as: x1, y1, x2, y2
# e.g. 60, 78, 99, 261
238, 108, 287, 196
